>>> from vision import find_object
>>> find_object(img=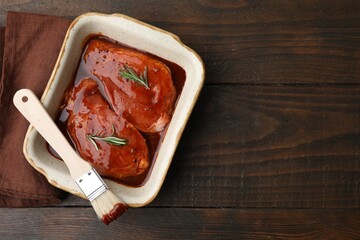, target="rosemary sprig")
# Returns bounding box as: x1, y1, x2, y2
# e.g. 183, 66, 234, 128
119, 64, 149, 89
86, 125, 127, 151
